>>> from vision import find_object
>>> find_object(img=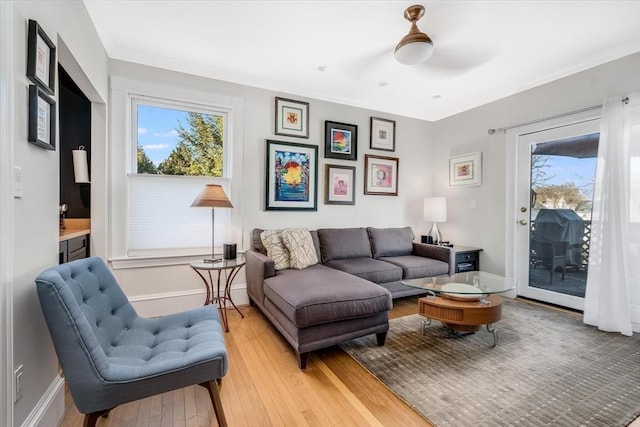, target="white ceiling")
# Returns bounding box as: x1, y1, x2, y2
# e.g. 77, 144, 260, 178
83, 1, 640, 121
